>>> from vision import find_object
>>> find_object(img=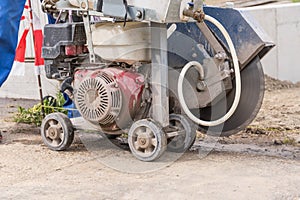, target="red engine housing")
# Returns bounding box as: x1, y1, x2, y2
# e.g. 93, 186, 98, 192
73, 67, 145, 133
